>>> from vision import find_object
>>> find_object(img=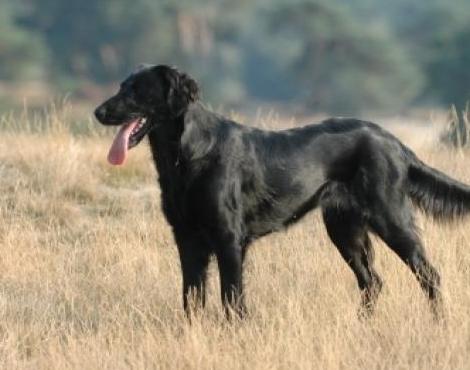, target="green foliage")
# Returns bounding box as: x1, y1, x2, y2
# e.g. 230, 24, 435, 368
0, 2, 48, 80
346, 0, 470, 109
0, 0, 469, 113
246, 0, 423, 113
